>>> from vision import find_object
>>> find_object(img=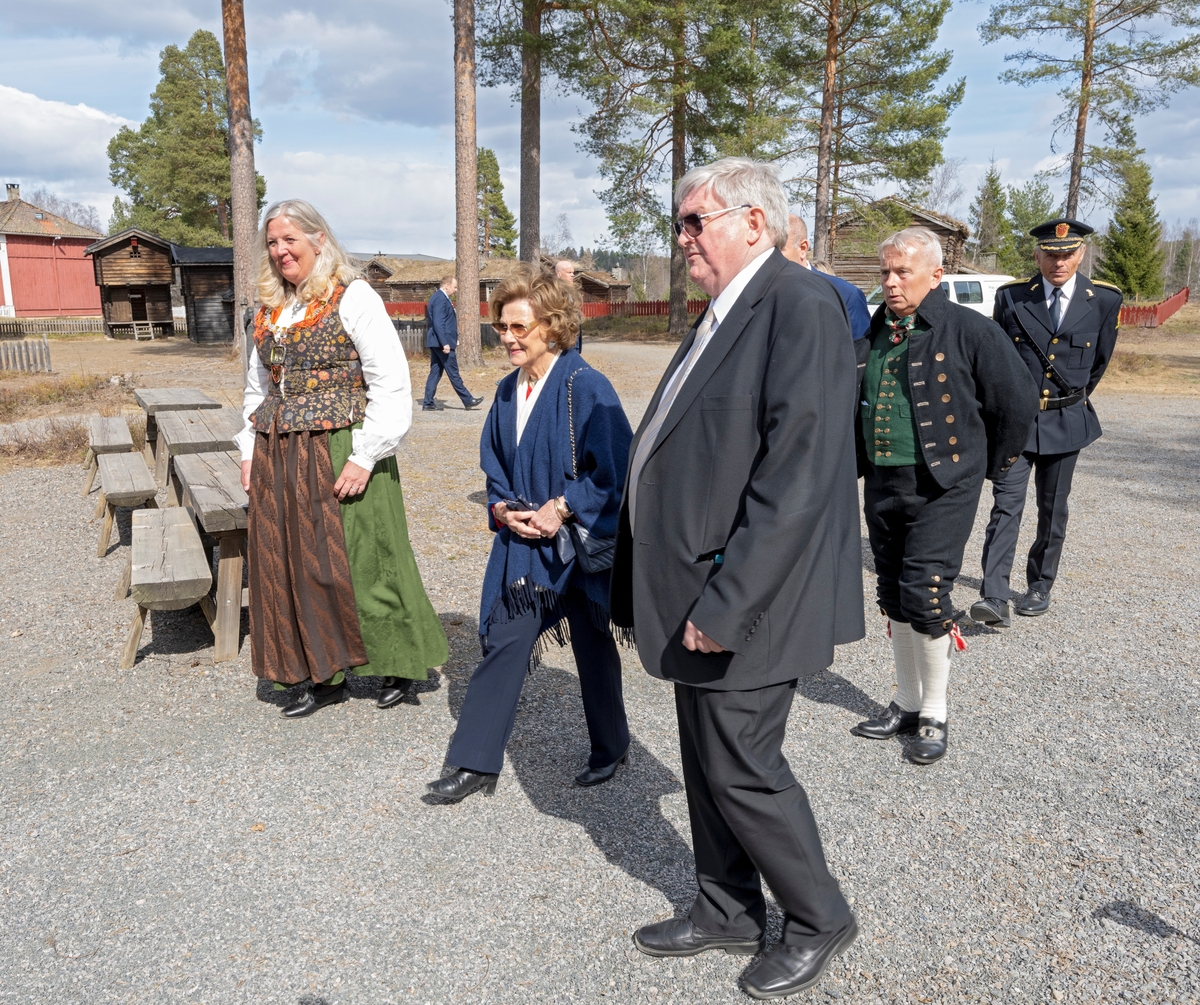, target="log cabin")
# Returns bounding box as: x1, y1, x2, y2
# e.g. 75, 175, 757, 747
85, 228, 176, 337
